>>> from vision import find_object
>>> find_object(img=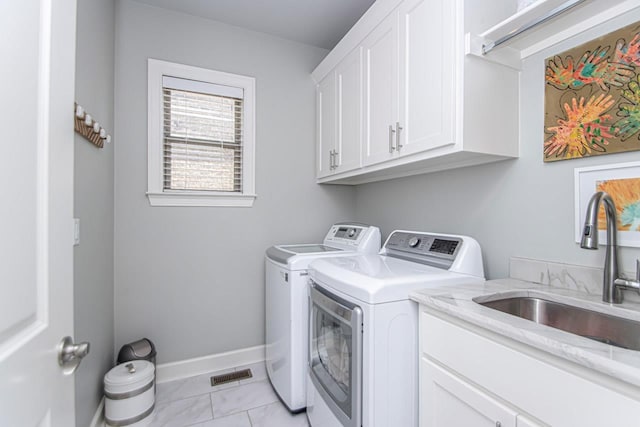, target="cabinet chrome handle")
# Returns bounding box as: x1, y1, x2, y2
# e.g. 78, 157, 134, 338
329, 150, 334, 169
389, 125, 396, 153
333, 150, 339, 169
396, 121, 403, 151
